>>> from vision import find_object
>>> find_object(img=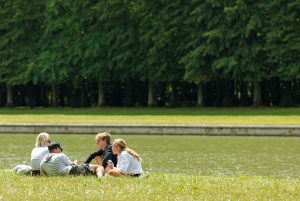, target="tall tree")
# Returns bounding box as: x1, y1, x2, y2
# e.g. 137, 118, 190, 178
0, 0, 45, 107
193, 0, 267, 106
33, 0, 81, 107
223, 0, 267, 106
263, 1, 300, 107
180, 1, 216, 106
80, 0, 137, 106
136, 0, 186, 106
